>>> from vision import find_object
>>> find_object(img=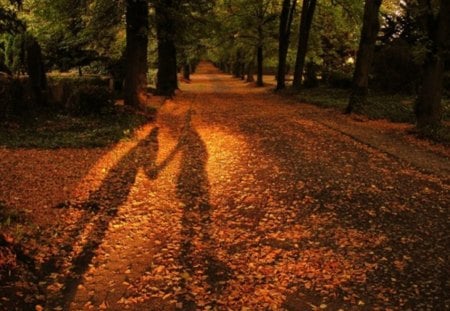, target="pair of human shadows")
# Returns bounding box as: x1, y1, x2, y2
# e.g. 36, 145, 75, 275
44, 127, 160, 308
173, 111, 234, 310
